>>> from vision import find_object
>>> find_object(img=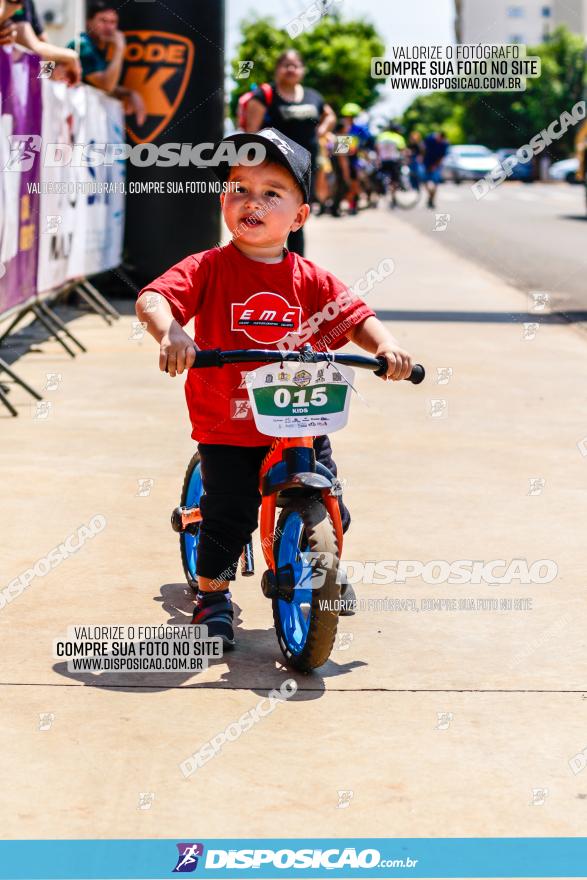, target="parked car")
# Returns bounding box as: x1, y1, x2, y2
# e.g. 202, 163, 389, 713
441, 144, 499, 183
495, 148, 533, 182
548, 157, 579, 184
